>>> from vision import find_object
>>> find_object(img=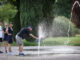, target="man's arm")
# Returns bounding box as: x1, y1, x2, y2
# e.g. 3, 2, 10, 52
29, 34, 38, 40
3, 28, 8, 34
